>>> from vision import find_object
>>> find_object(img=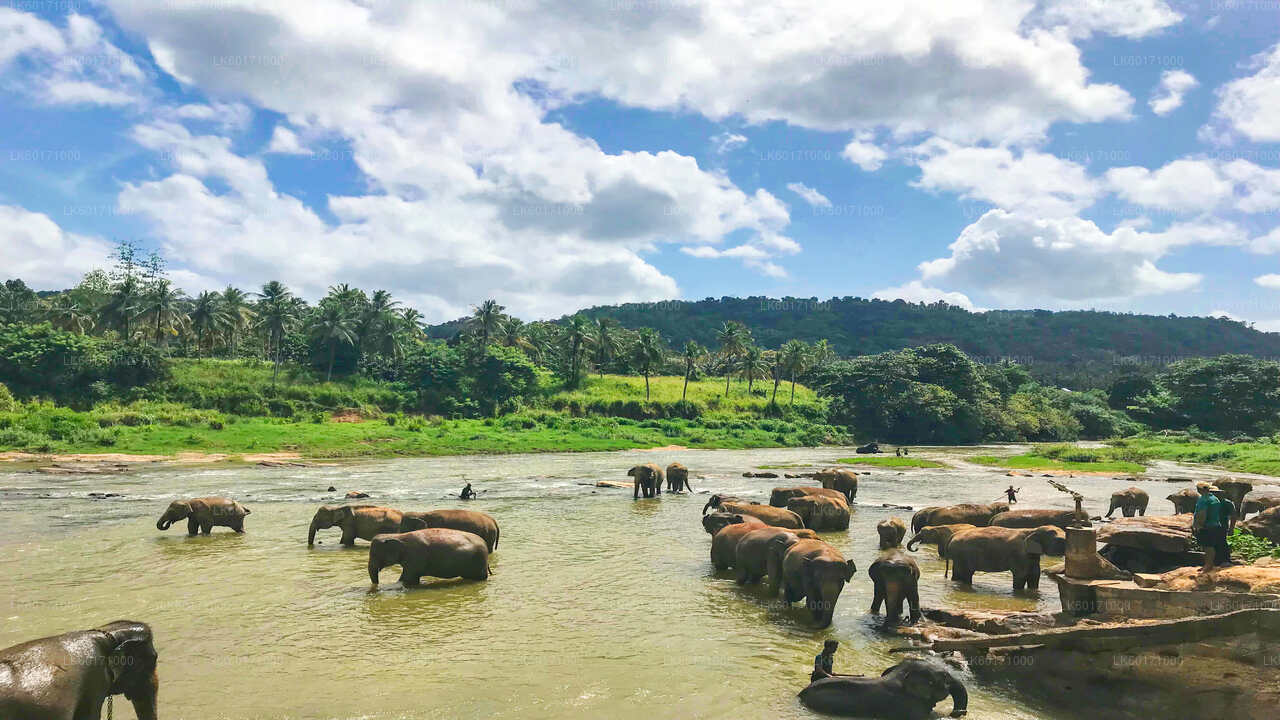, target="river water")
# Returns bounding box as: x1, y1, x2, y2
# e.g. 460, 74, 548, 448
0, 446, 1221, 720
